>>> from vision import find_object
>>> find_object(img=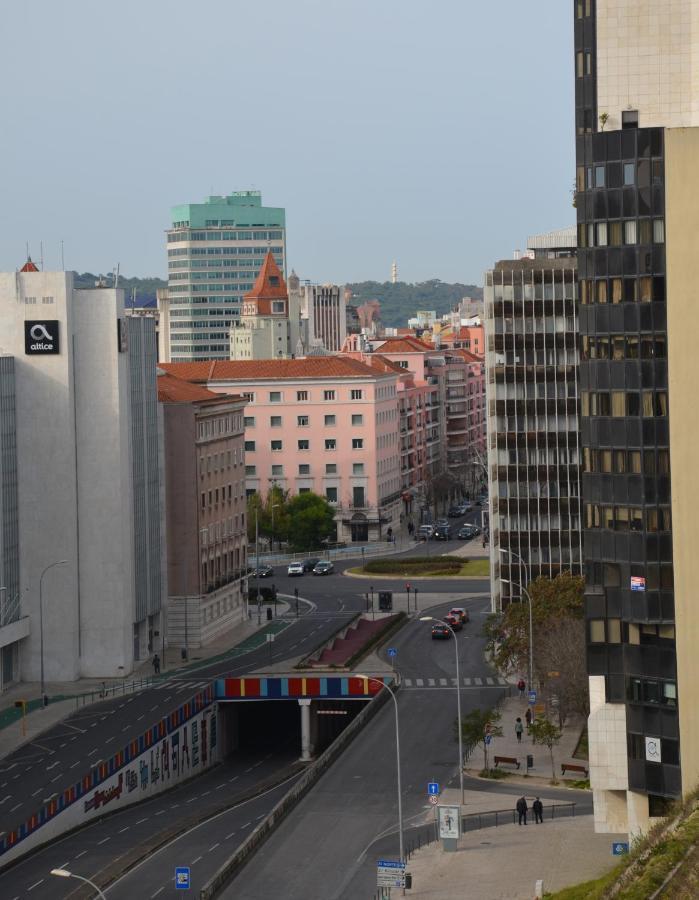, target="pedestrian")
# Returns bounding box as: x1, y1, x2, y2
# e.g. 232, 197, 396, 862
152, 653, 160, 675
517, 678, 526, 699
515, 717, 524, 743
533, 797, 543, 824
516, 795, 528, 826
525, 707, 532, 731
